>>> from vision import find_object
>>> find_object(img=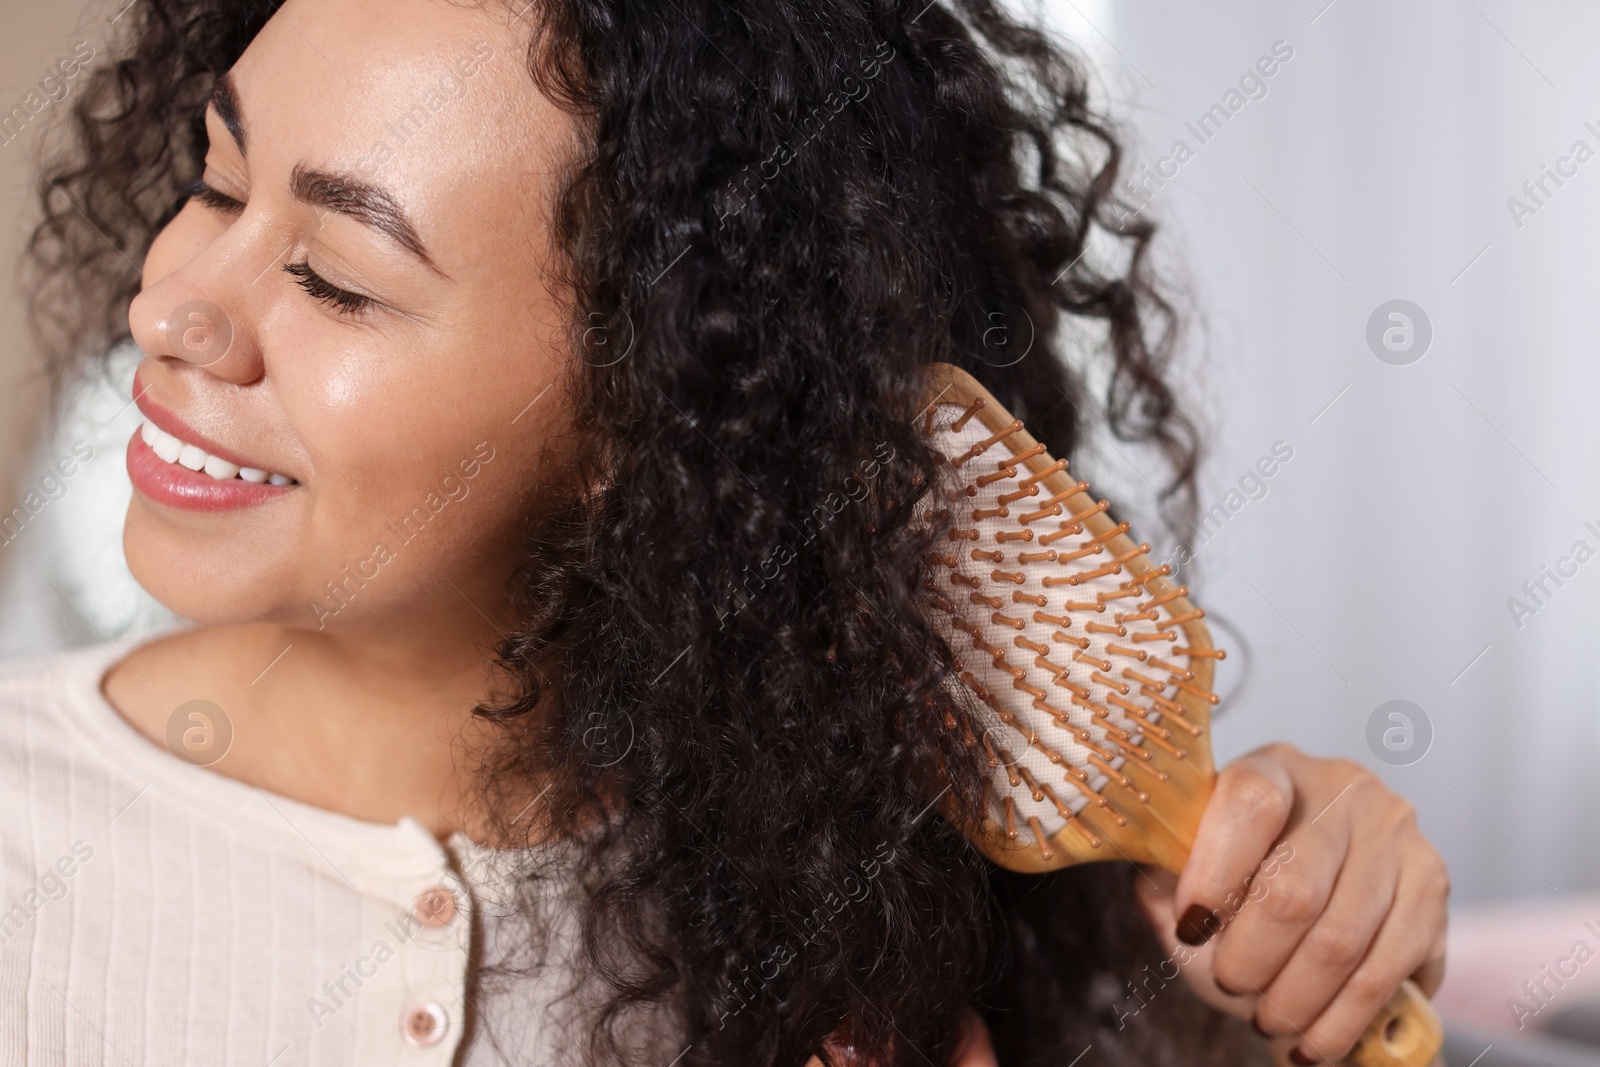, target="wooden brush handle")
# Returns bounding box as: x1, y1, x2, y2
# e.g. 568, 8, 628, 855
1267, 980, 1440, 1067
1266, 980, 1439, 1067
1341, 979, 1442, 1067
1264, 980, 1443, 1067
